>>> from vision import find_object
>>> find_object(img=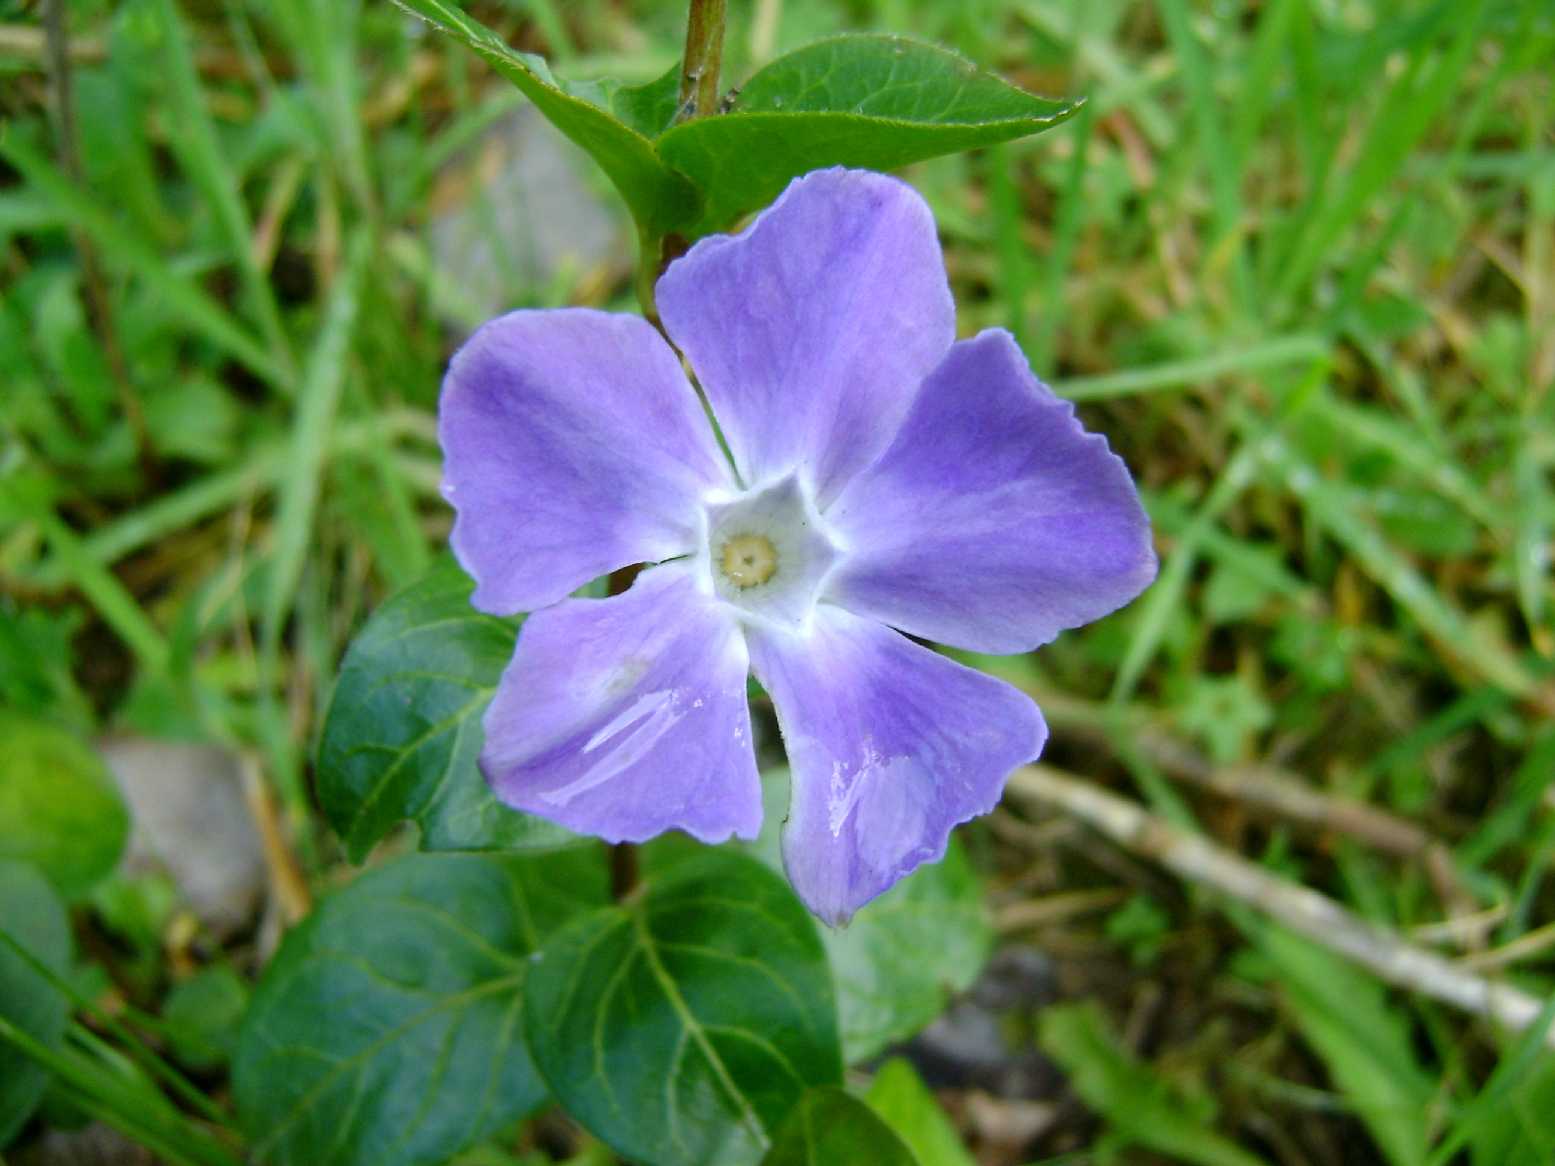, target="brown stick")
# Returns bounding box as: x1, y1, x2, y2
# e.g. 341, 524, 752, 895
1035, 690, 1441, 858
